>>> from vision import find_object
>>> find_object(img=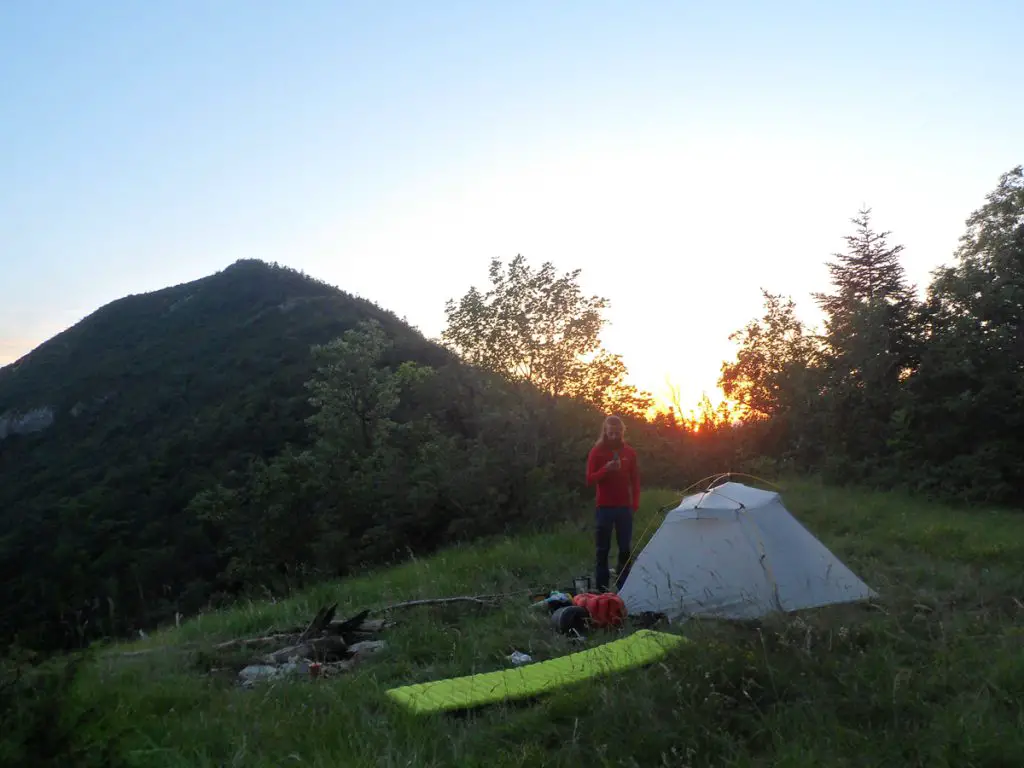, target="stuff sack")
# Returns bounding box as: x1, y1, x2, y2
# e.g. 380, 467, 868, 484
572, 592, 626, 628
